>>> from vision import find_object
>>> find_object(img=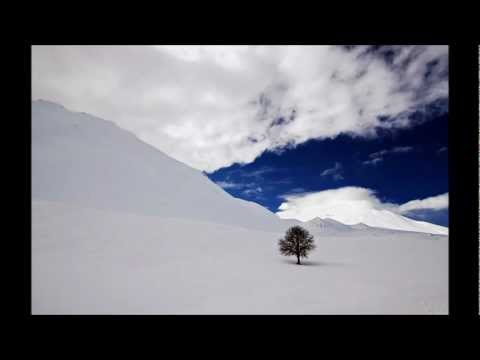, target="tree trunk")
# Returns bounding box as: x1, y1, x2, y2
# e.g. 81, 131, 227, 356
296, 236, 300, 265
